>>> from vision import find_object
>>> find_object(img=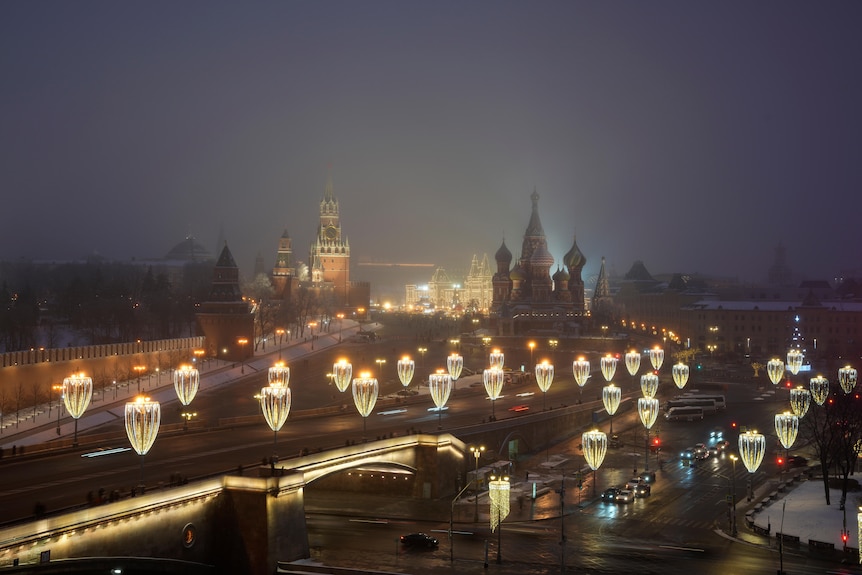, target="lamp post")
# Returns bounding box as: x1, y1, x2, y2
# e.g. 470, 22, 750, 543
447, 353, 463, 392
729, 454, 738, 536
528, 341, 536, 369
193, 348, 206, 370
133, 365, 146, 392
548, 339, 558, 363
638, 397, 659, 471
374, 358, 387, 380
602, 383, 621, 435
333, 359, 352, 393
336, 313, 344, 342
352, 371, 378, 442
397, 356, 414, 392
125, 396, 161, 489
418, 347, 427, 374
275, 328, 285, 358
62, 372, 93, 446
237, 338, 248, 374
739, 430, 766, 501
582, 429, 608, 497
429, 370, 453, 430
535, 360, 554, 412
173, 364, 200, 431
260, 364, 291, 460
469, 445, 485, 521
483, 367, 505, 421
52, 384, 63, 435
572, 357, 590, 404
489, 475, 510, 564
